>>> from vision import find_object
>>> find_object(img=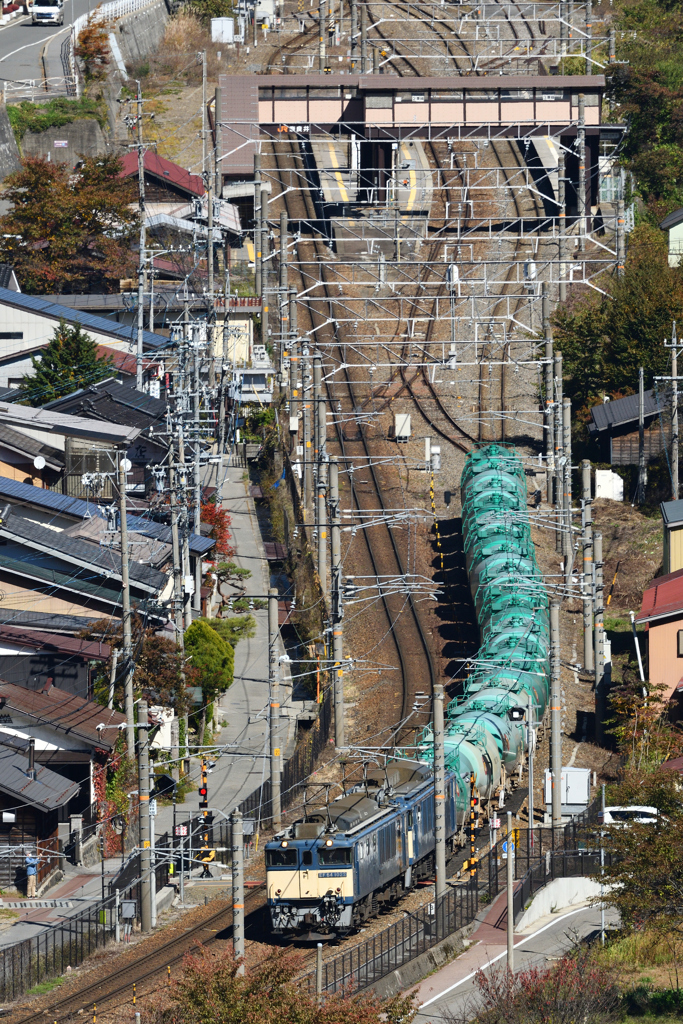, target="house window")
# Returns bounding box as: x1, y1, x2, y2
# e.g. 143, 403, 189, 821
0, 332, 23, 340
678, 630, 683, 657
